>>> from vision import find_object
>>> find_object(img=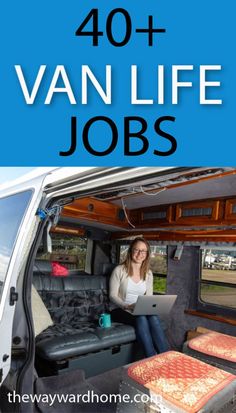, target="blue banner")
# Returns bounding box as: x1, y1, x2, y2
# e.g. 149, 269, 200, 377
1, 1, 235, 165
